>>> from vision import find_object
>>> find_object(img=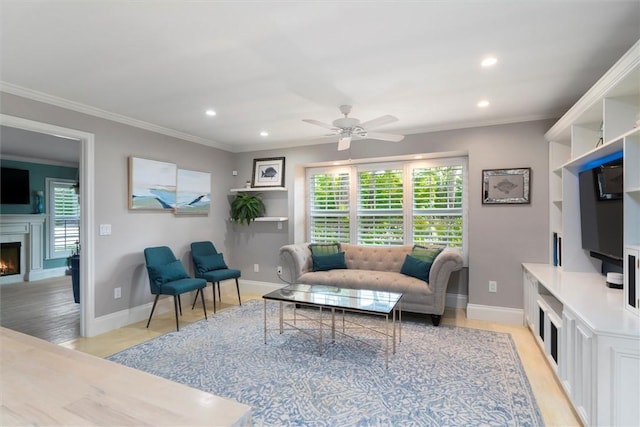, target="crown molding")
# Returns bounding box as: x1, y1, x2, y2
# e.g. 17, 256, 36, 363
0, 82, 236, 153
